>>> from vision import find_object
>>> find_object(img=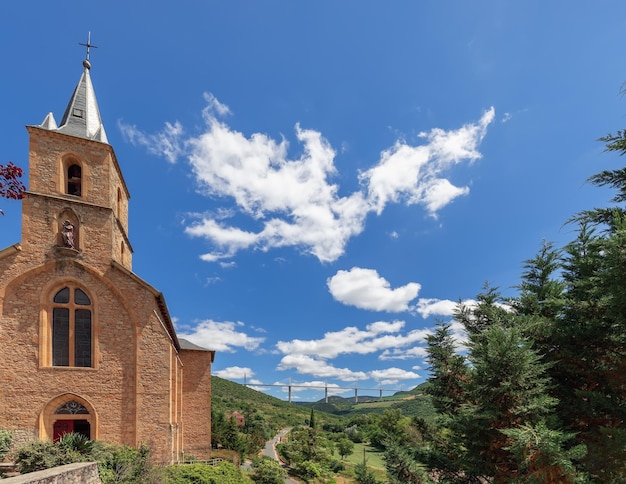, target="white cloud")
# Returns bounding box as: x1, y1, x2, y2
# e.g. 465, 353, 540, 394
123, 96, 494, 263
203, 92, 232, 117
274, 358, 422, 385
274, 380, 344, 395
360, 107, 494, 217
327, 267, 421, 312
369, 367, 420, 384
275, 319, 433, 383
380, 346, 429, 360
277, 354, 368, 382
422, 178, 470, 215
119, 120, 184, 164
276, 320, 425, 359
178, 320, 265, 352
214, 366, 254, 380
416, 298, 458, 318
